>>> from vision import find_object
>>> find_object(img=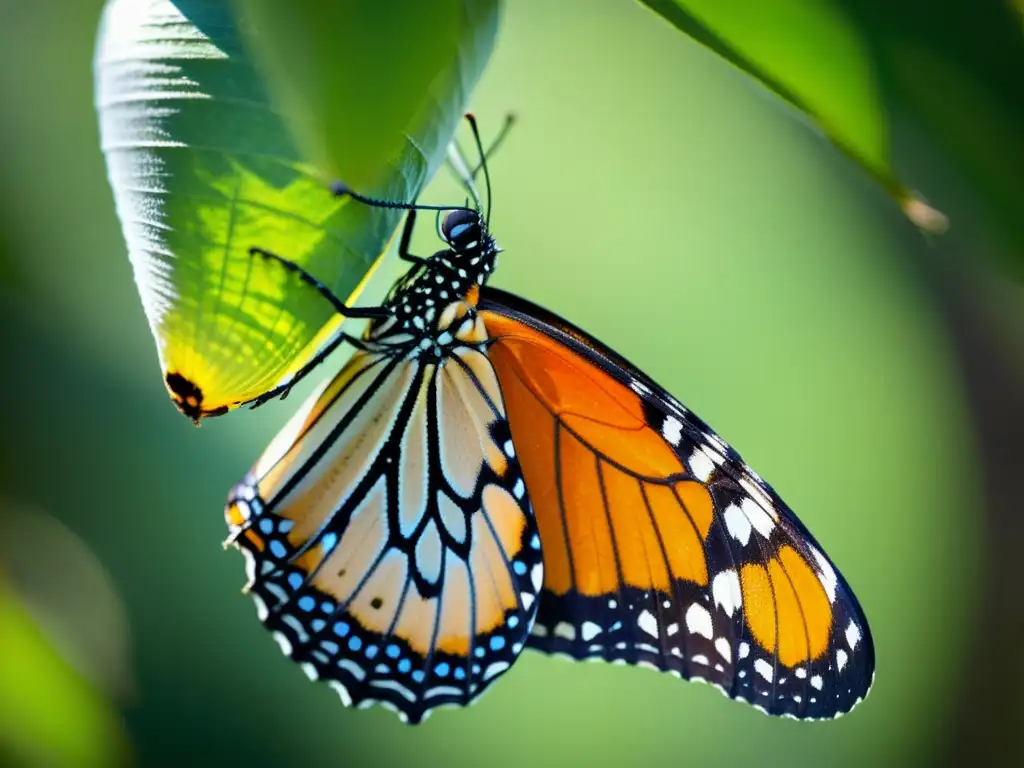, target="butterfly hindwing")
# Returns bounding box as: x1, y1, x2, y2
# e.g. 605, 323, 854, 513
225, 319, 543, 724
479, 287, 874, 719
